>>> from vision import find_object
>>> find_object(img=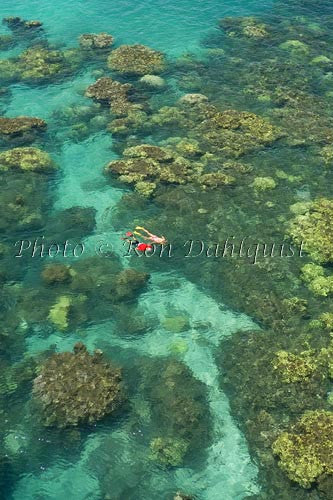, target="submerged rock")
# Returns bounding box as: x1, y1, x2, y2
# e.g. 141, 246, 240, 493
33, 343, 123, 427
139, 74, 165, 88
0, 34, 14, 50
174, 493, 194, 500
178, 93, 208, 105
